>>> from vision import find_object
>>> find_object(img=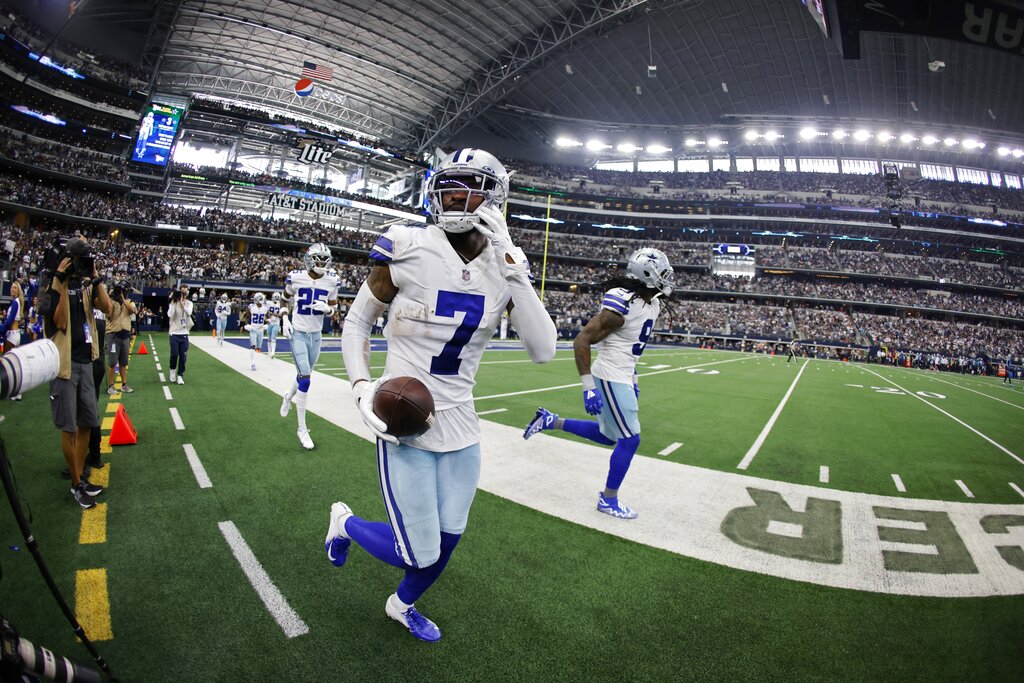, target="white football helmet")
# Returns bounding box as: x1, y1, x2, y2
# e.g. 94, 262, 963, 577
271, 292, 281, 303
625, 248, 675, 297
304, 243, 332, 274
426, 148, 510, 233
253, 292, 266, 305
220, 293, 228, 302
